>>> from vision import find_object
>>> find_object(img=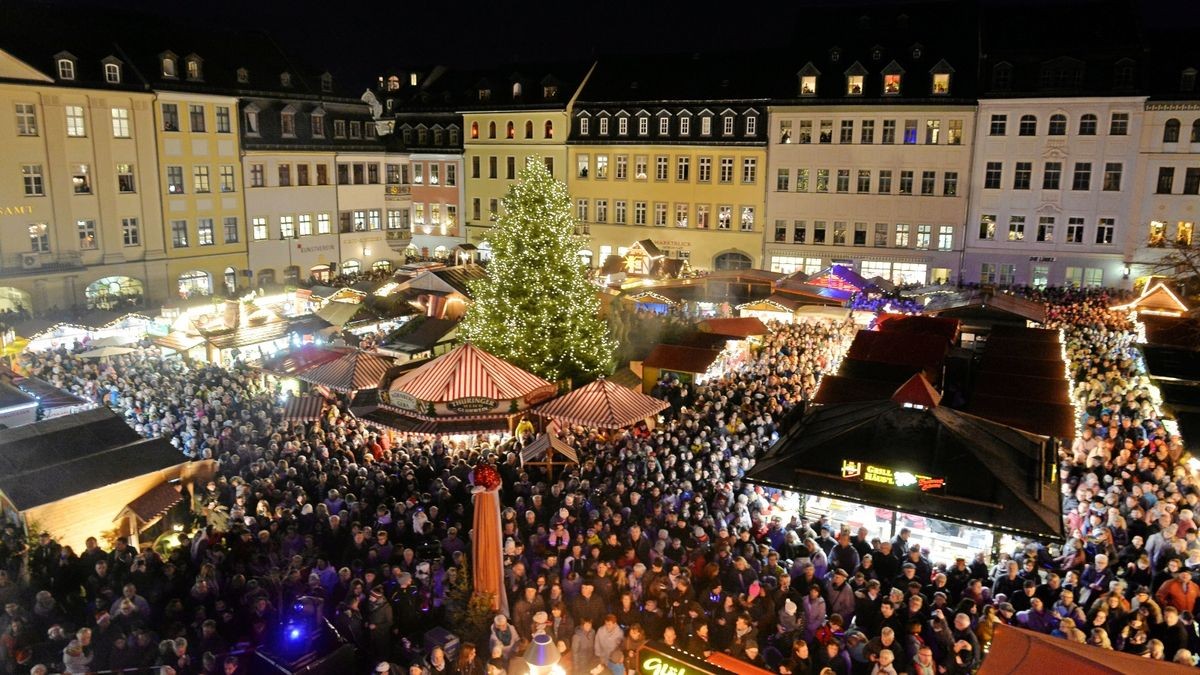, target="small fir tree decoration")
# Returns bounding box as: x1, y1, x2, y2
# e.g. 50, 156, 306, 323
460, 156, 615, 383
